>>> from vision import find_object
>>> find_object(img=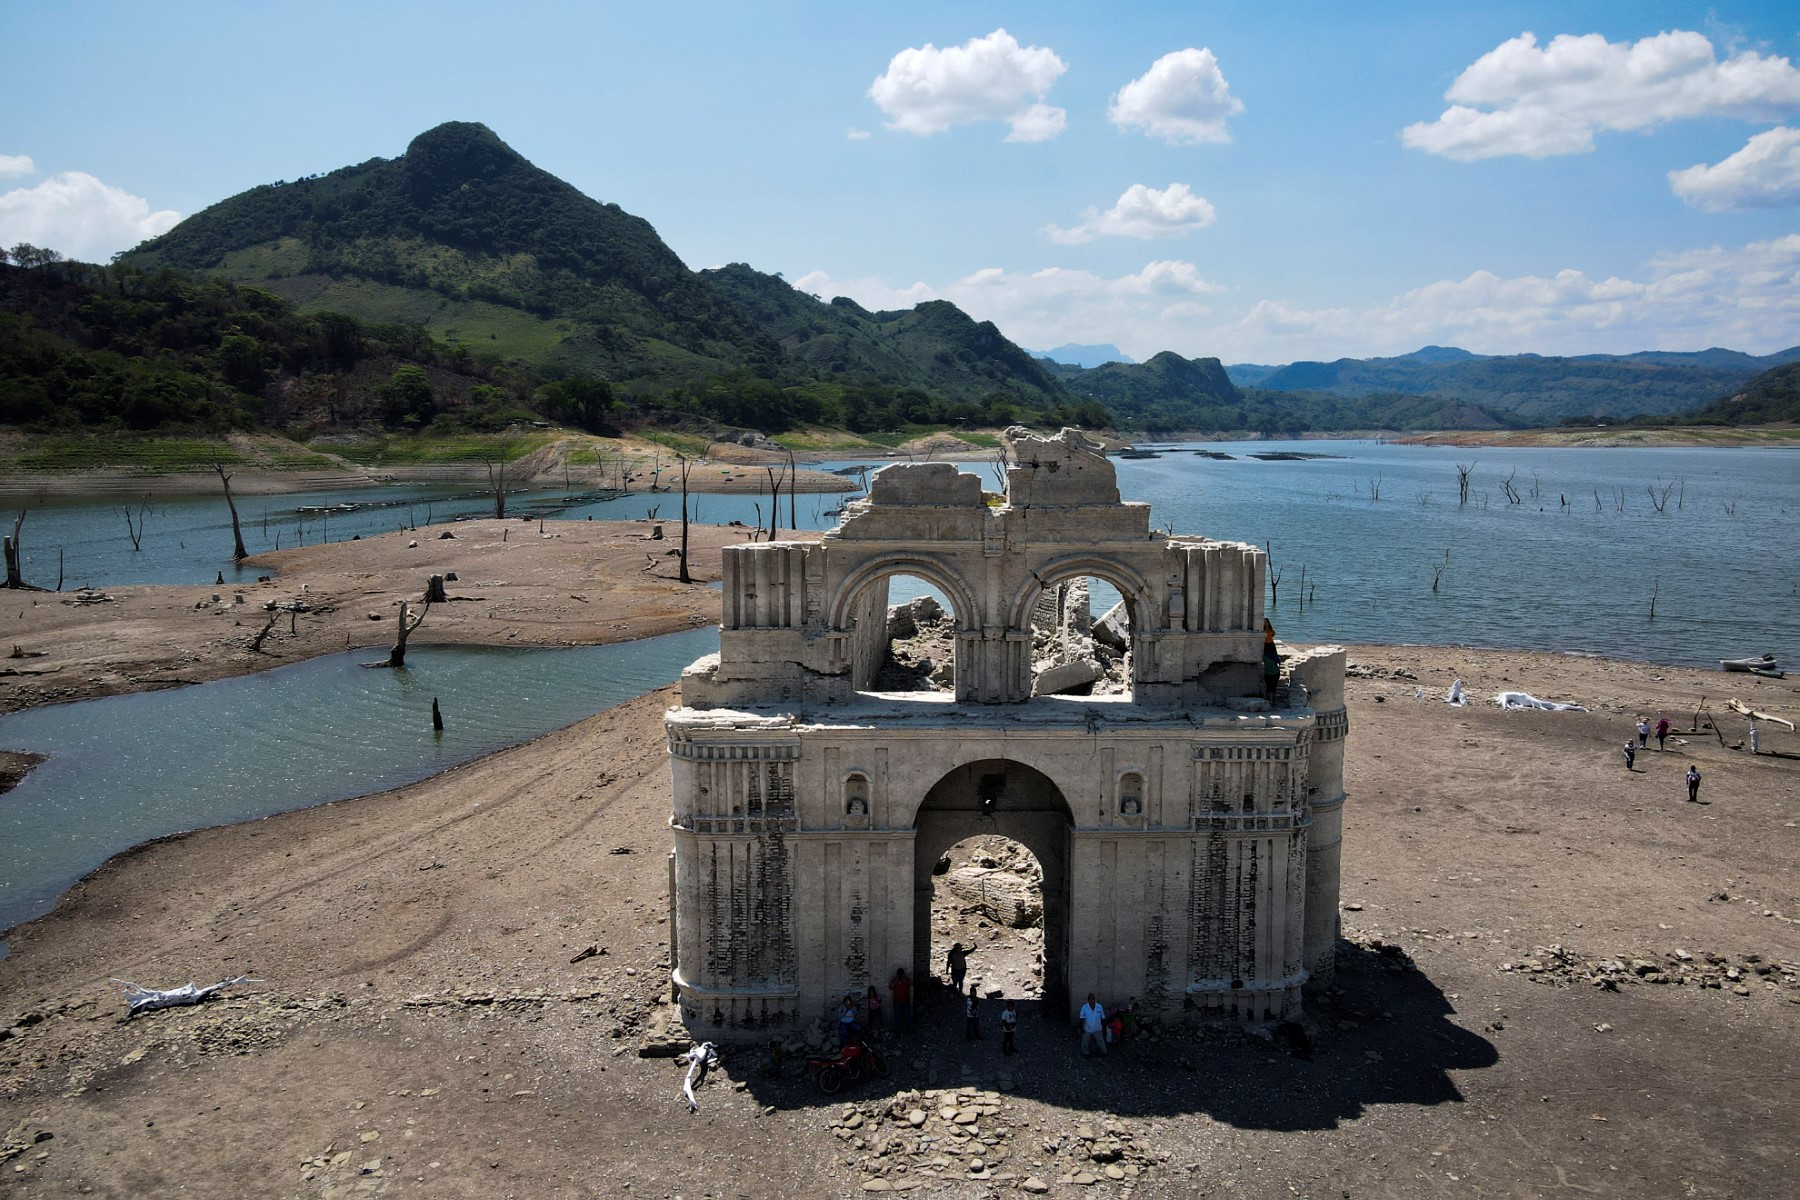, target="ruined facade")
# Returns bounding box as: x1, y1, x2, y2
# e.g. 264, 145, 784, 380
665, 429, 1348, 1034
